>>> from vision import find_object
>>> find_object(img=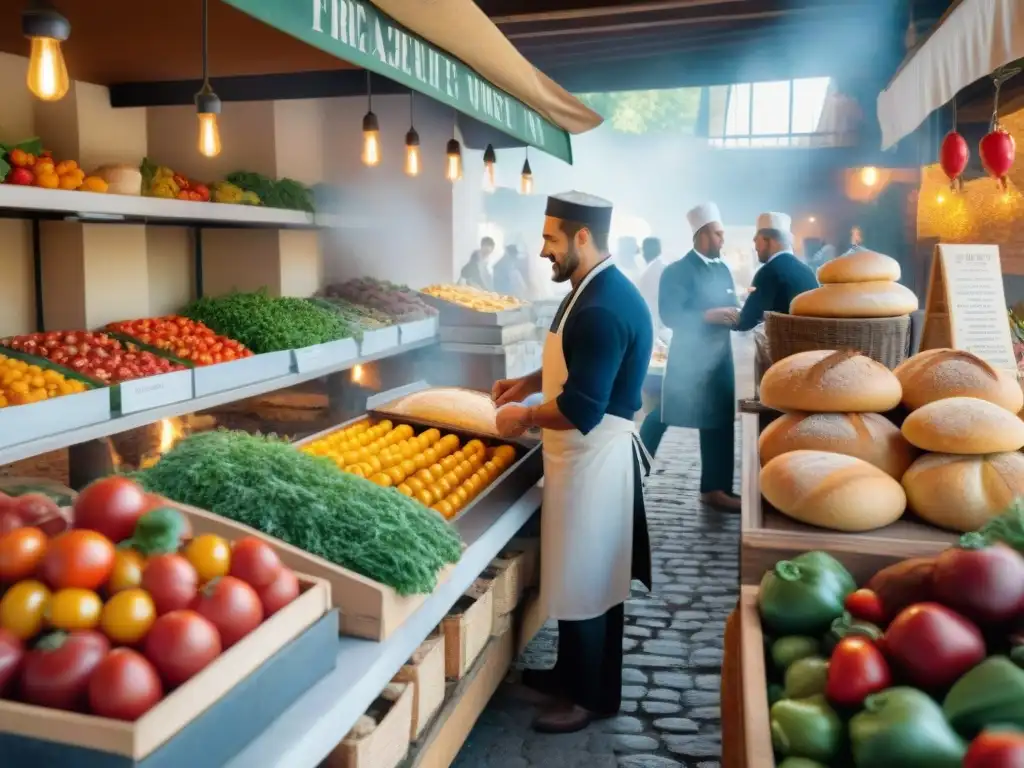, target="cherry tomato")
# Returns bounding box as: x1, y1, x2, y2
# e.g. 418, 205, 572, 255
72, 477, 150, 543
142, 554, 198, 615
185, 534, 231, 583
100, 589, 156, 645
20, 630, 110, 711
844, 588, 886, 625
229, 537, 282, 589
88, 648, 163, 720
48, 588, 102, 631
965, 729, 1024, 768
257, 568, 300, 618
0, 628, 24, 696
14, 494, 67, 536
107, 549, 146, 593
39, 530, 115, 591
144, 610, 221, 687
193, 576, 264, 648
0, 580, 51, 639
0, 527, 48, 582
